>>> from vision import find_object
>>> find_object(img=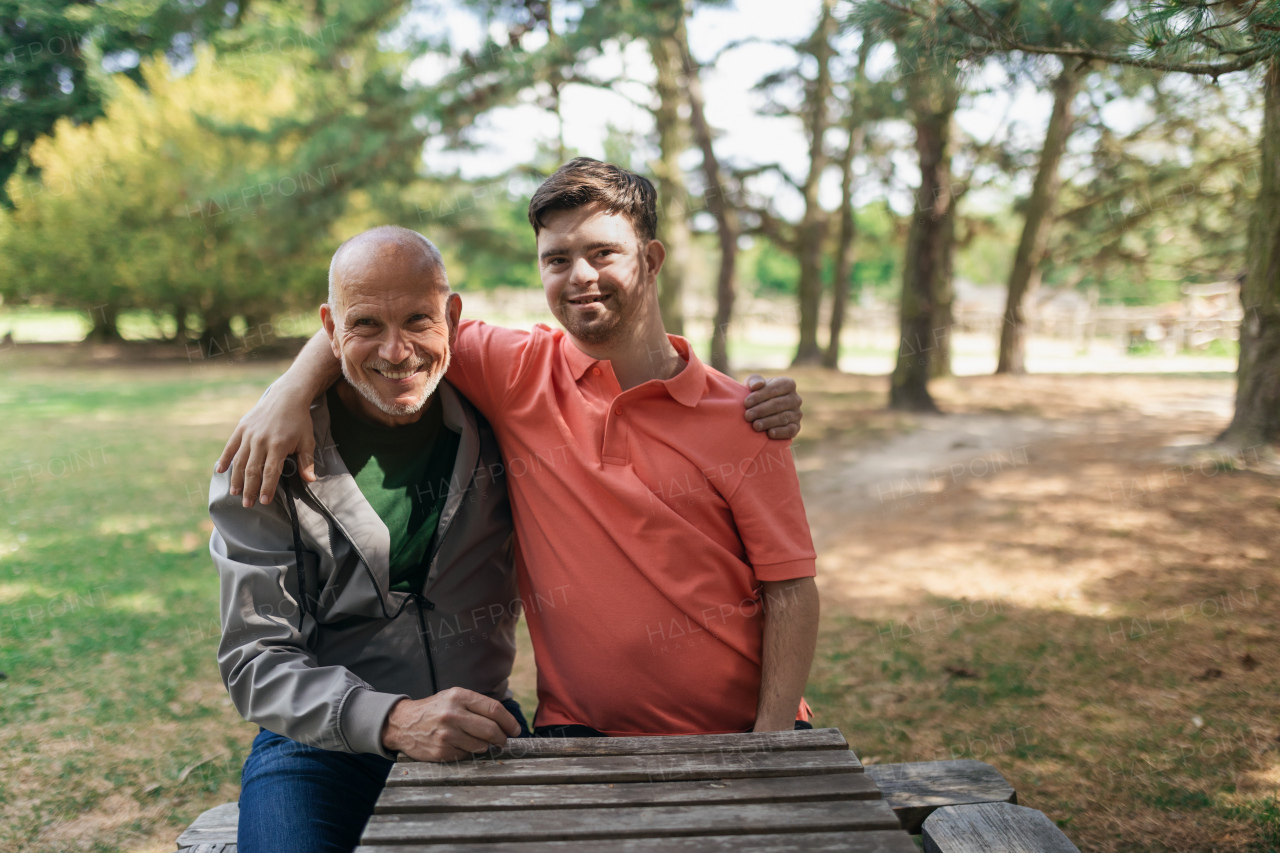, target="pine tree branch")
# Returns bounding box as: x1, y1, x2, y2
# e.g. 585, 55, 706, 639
880, 0, 1274, 78
735, 162, 803, 192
